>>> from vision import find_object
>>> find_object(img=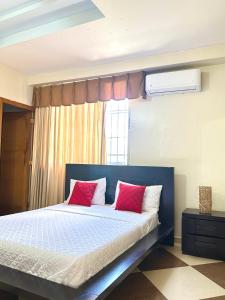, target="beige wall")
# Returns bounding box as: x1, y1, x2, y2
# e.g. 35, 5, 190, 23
129, 63, 225, 237
0, 63, 32, 105
28, 43, 225, 85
